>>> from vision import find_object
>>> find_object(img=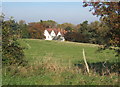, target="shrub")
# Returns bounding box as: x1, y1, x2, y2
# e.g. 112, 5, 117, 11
1, 16, 26, 66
